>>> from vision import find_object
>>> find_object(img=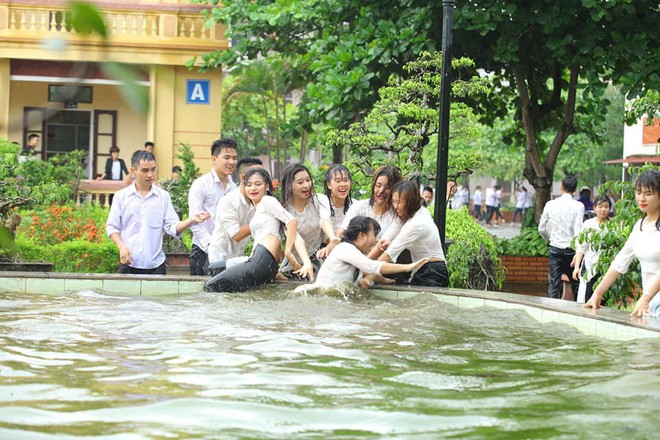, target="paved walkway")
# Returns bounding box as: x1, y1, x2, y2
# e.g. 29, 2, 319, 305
479, 221, 524, 240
